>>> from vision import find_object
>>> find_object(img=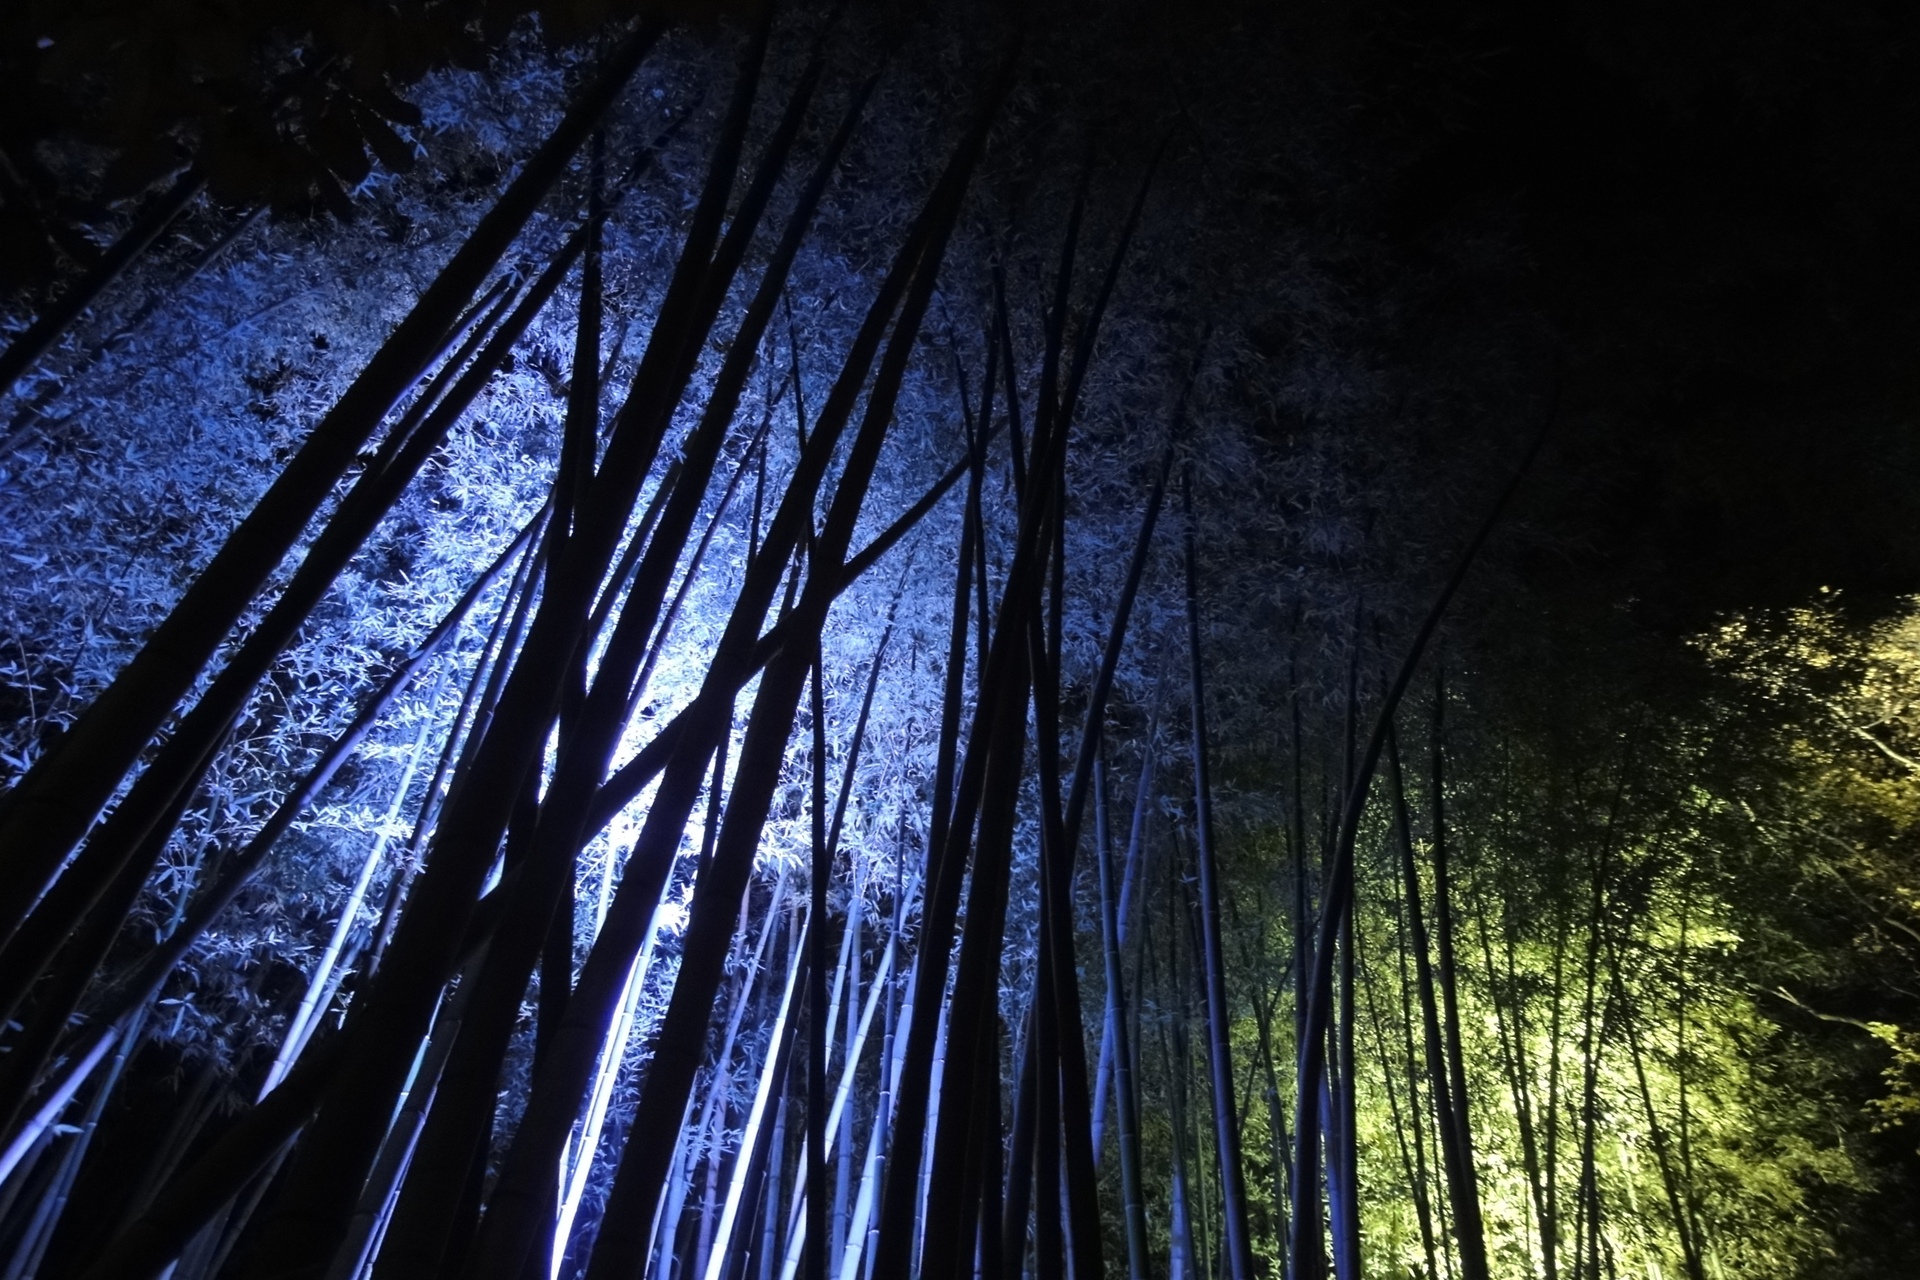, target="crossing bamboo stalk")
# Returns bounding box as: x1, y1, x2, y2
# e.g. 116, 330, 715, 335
0, 23, 665, 939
